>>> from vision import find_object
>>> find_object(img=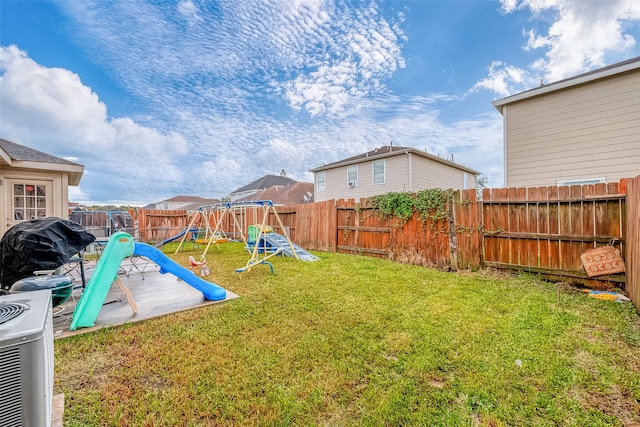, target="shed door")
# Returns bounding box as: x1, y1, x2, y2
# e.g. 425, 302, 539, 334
5, 179, 53, 230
